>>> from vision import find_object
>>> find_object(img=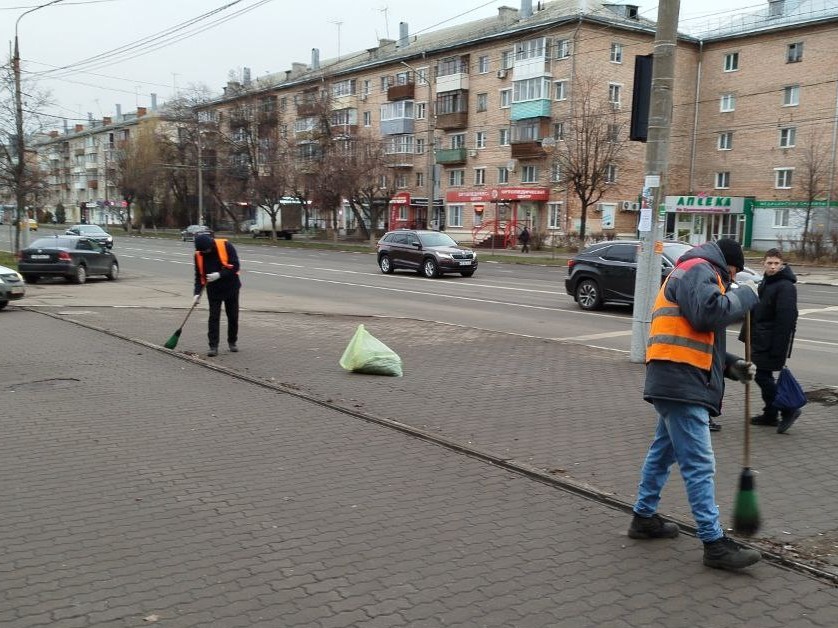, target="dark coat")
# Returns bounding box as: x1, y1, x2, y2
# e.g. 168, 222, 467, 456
643, 242, 758, 416
193, 239, 242, 300
519, 228, 530, 243
740, 265, 797, 371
